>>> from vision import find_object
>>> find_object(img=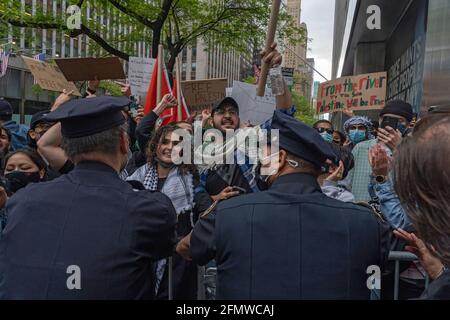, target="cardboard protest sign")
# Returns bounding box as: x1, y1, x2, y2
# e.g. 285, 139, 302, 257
55, 57, 125, 81
22, 56, 81, 96
181, 78, 227, 111
231, 81, 276, 126
128, 57, 156, 98
316, 71, 387, 115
